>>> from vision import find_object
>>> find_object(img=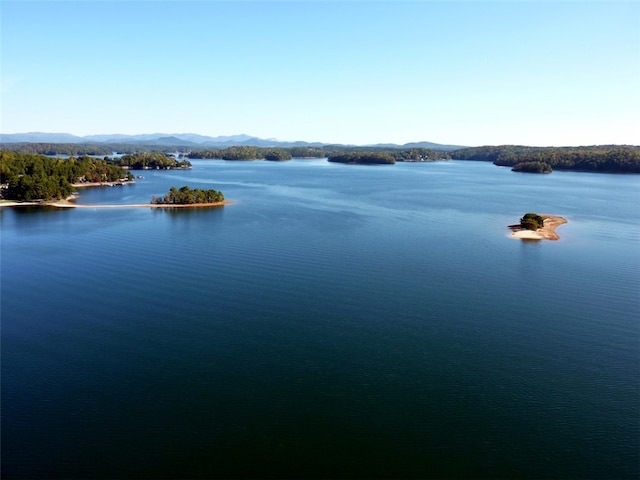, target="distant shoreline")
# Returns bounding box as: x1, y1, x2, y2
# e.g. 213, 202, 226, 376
508, 215, 567, 240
